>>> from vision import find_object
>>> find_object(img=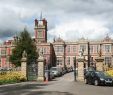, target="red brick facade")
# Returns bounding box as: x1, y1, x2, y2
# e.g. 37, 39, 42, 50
0, 19, 113, 69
